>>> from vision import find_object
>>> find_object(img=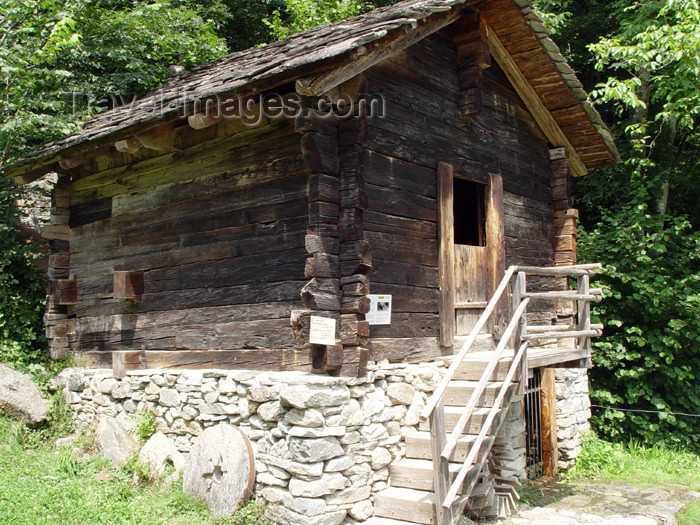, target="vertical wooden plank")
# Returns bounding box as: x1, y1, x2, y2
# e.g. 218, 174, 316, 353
512, 272, 527, 393
486, 173, 505, 297
540, 367, 559, 477
430, 399, 452, 525
454, 245, 488, 335
577, 274, 591, 359
486, 173, 505, 335
437, 162, 455, 348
